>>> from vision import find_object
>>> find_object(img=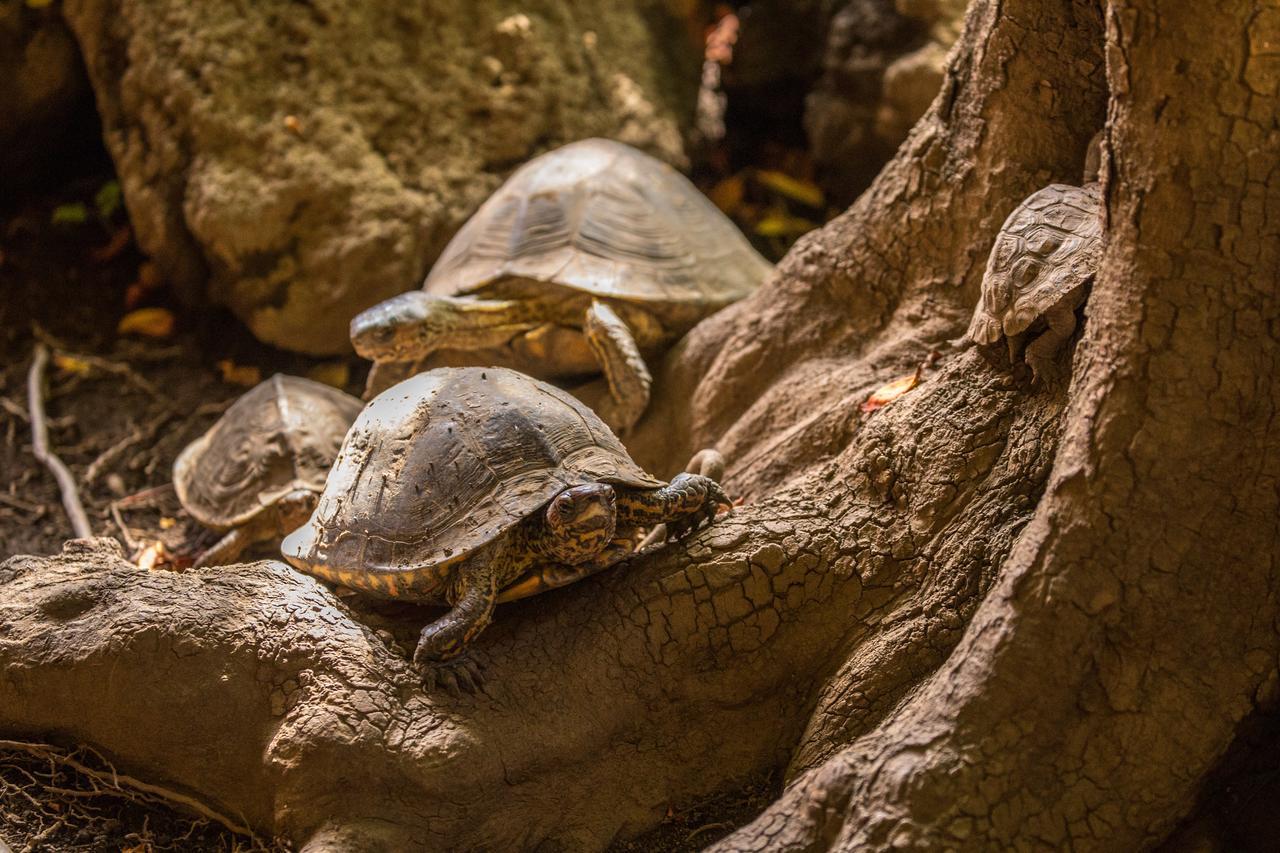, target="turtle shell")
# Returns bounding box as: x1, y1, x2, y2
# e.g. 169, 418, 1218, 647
968, 182, 1103, 343
424, 138, 773, 310
174, 375, 363, 530
281, 367, 662, 581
